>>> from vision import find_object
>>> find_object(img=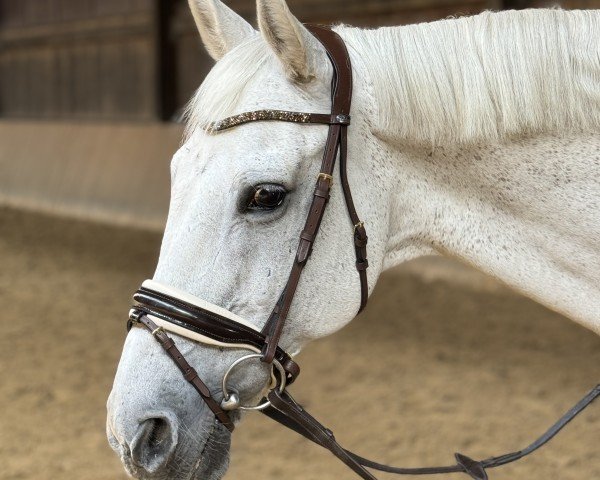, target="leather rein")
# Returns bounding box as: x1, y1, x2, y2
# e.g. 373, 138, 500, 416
127, 25, 599, 480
